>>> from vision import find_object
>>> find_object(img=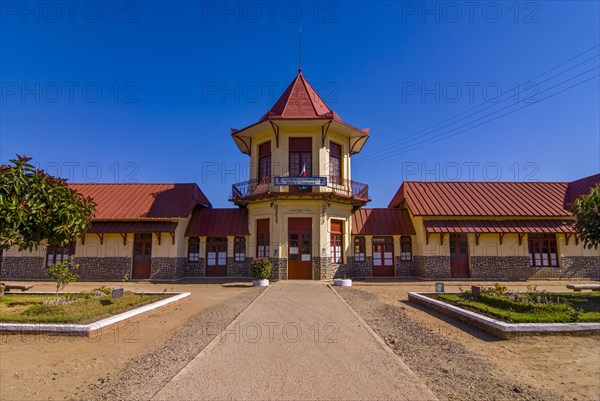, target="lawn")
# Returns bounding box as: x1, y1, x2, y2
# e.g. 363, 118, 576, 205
0, 291, 168, 324
433, 292, 600, 323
